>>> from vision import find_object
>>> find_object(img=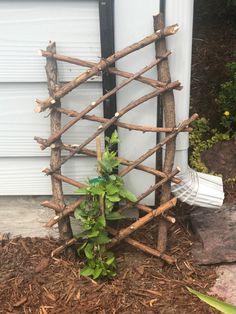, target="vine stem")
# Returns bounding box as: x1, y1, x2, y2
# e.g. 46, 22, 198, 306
96, 135, 105, 216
